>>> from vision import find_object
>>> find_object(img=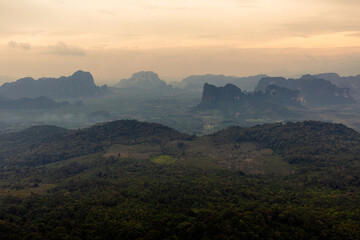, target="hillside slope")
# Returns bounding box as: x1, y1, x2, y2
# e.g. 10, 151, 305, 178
1, 120, 360, 239
0, 120, 189, 166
